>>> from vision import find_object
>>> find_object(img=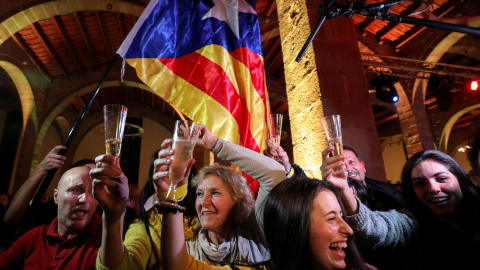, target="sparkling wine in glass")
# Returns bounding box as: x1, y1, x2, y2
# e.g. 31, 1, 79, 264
329, 137, 343, 156
103, 104, 128, 157
158, 120, 199, 211
268, 114, 283, 151
321, 115, 346, 176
